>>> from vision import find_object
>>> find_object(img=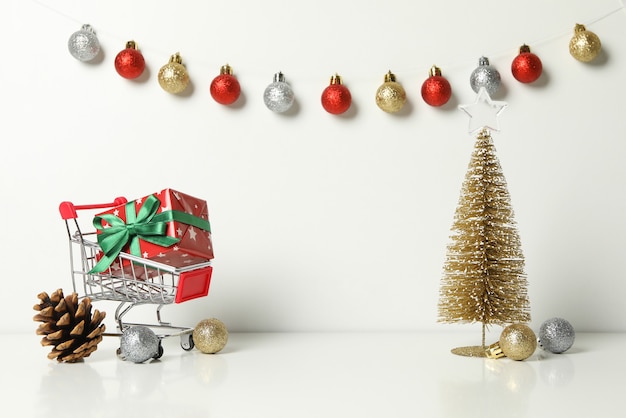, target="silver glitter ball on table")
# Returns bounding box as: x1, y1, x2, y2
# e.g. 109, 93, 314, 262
470, 56, 501, 96
68, 24, 101, 62
119, 326, 161, 363
538, 317, 575, 354
263, 72, 295, 113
